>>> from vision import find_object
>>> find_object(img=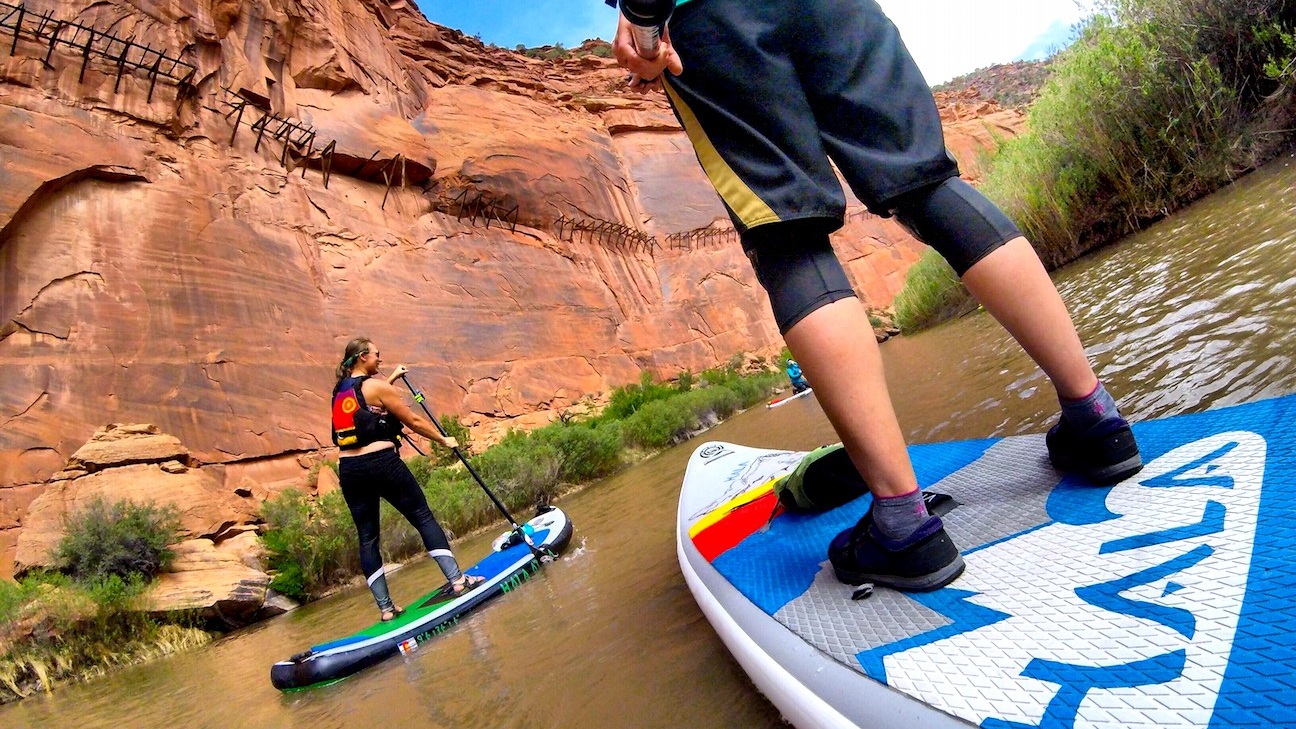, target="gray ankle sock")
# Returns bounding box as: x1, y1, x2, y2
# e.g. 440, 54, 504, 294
1060, 381, 1121, 431
872, 488, 930, 541
430, 551, 462, 582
